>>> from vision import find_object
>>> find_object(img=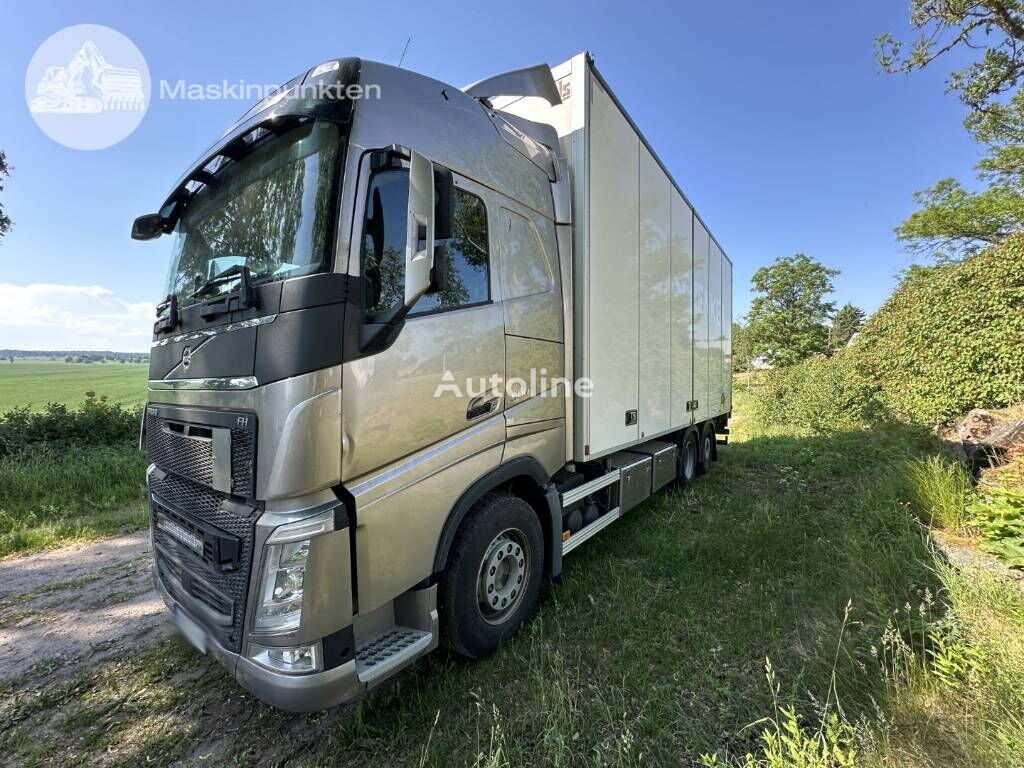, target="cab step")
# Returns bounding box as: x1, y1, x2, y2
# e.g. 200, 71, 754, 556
355, 626, 433, 684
